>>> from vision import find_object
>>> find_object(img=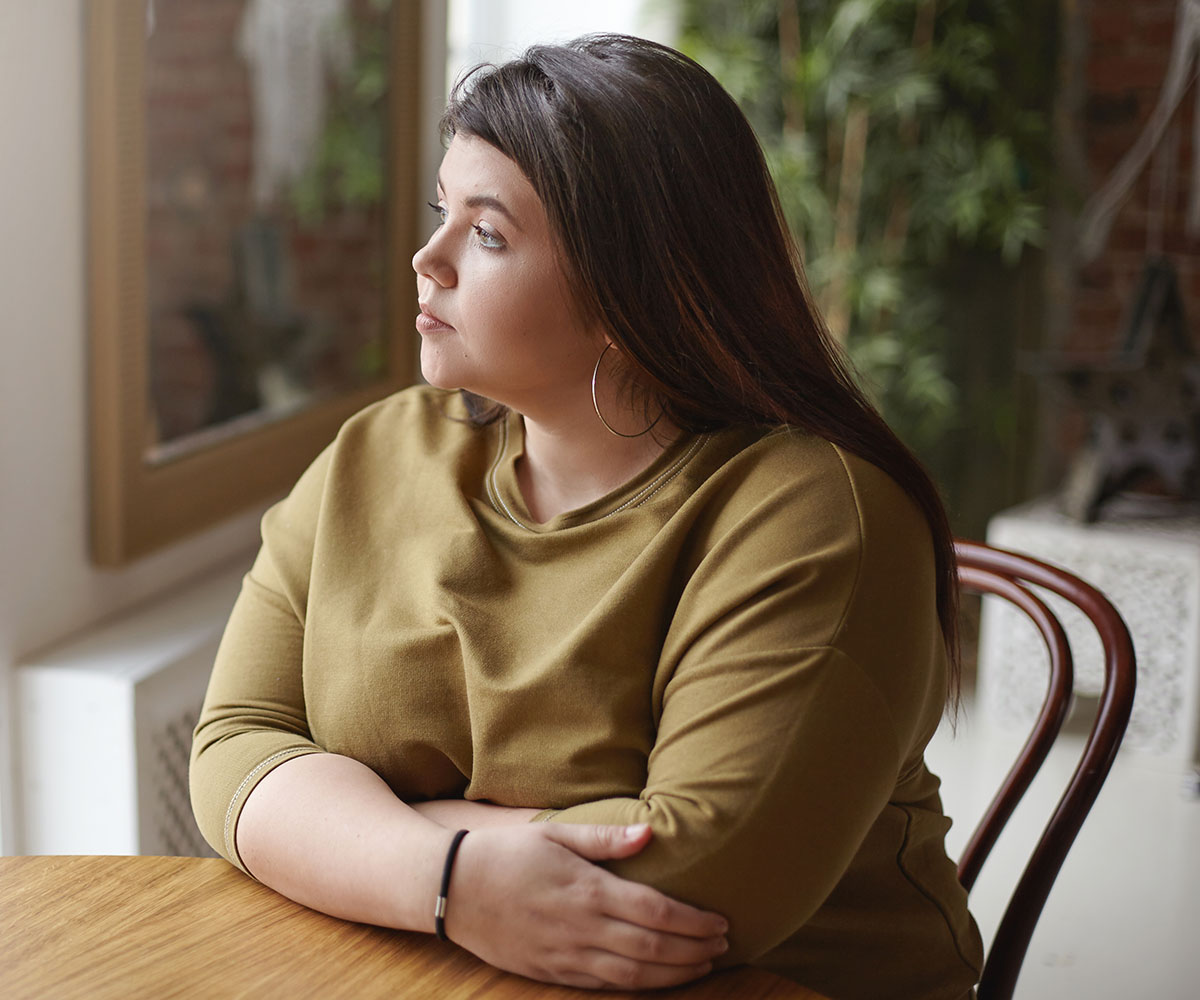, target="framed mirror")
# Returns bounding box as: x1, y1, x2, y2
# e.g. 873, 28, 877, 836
87, 0, 423, 565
